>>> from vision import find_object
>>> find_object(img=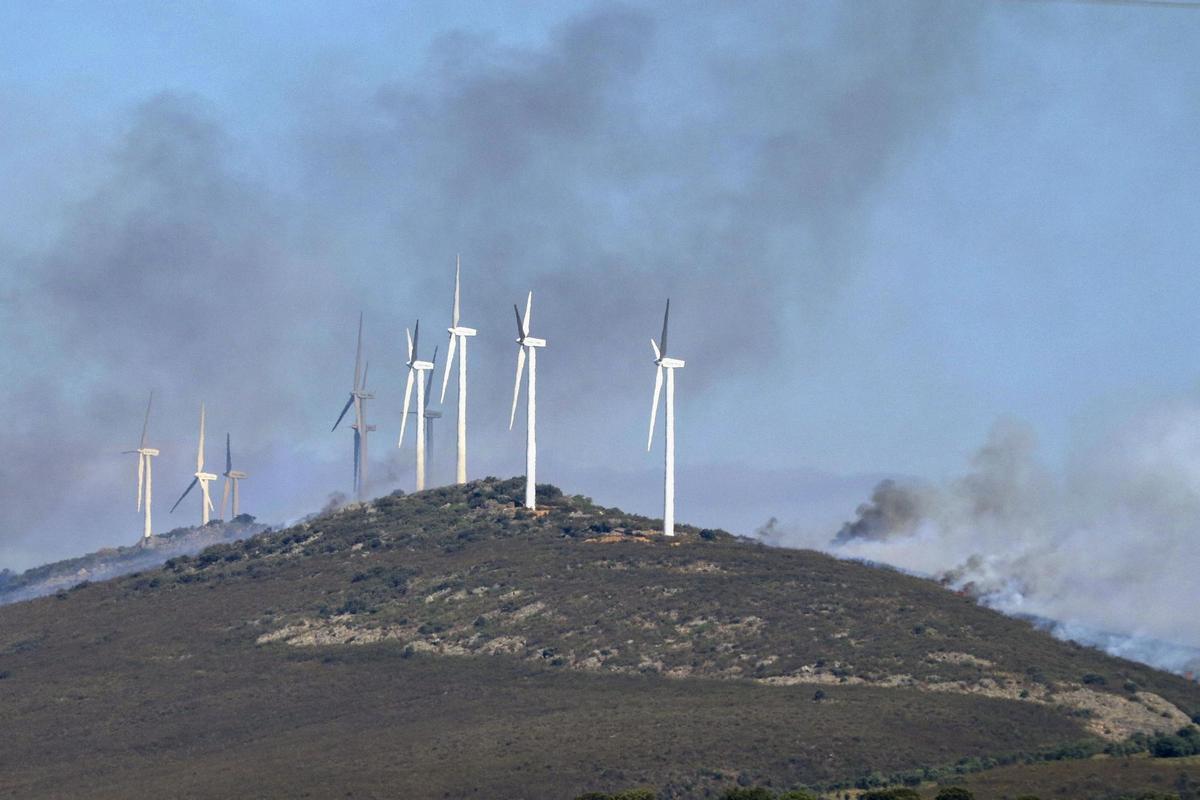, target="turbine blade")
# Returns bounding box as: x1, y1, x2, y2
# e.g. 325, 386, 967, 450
332, 394, 354, 431
221, 478, 230, 520
648, 365, 663, 451
203, 481, 214, 513
453, 254, 461, 327
361, 361, 369, 391
513, 304, 524, 340
413, 320, 420, 362
354, 312, 364, 391
650, 338, 660, 361
660, 298, 670, 358
509, 346, 526, 430
197, 403, 206, 472
225, 433, 232, 474
140, 390, 153, 449
425, 346, 438, 410
440, 333, 457, 404
171, 477, 198, 513
406, 327, 413, 363
399, 368, 415, 447
523, 292, 532, 337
